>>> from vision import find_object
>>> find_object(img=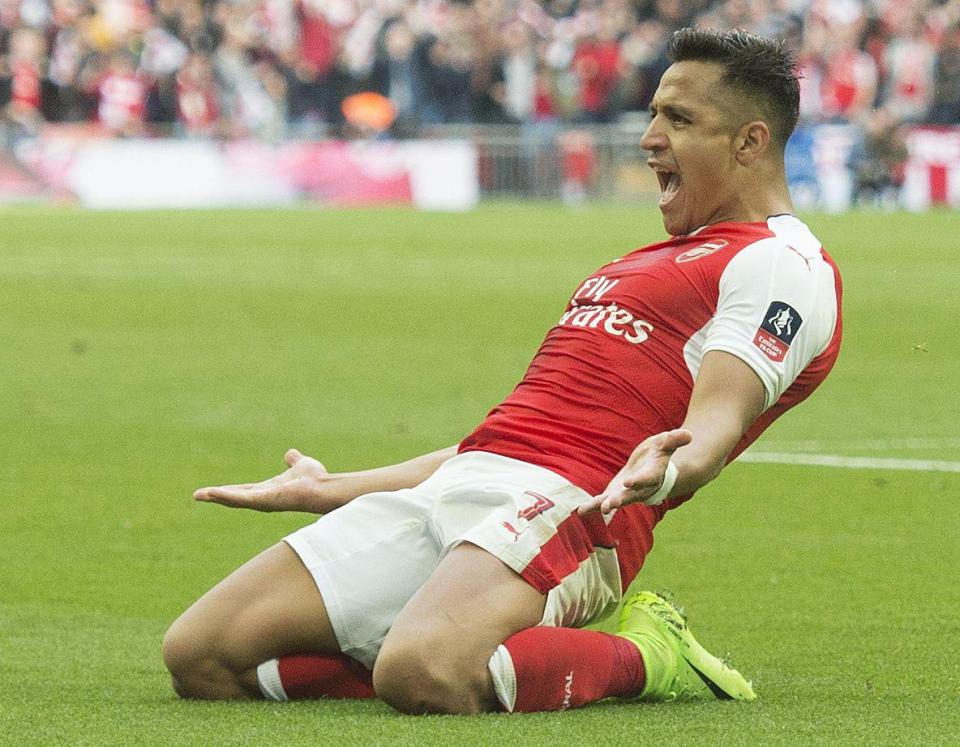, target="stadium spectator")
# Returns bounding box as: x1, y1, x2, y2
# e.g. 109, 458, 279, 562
296, 0, 337, 78
176, 51, 221, 136
795, 12, 826, 122
421, 30, 474, 123
532, 62, 559, 121
370, 19, 423, 135
879, 9, 937, 123
571, 12, 622, 123
850, 106, 908, 208
928, 23, 960, 124
140, 22, 188, 127
617, 18, 670, 113
44, 0, 98, 122
3, 25, 45, 131
488, 19, 538, 124
647, 0, 697, 32
695, 0, 763, 35
96, 50, 149, 135
817, 10, 879, 123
